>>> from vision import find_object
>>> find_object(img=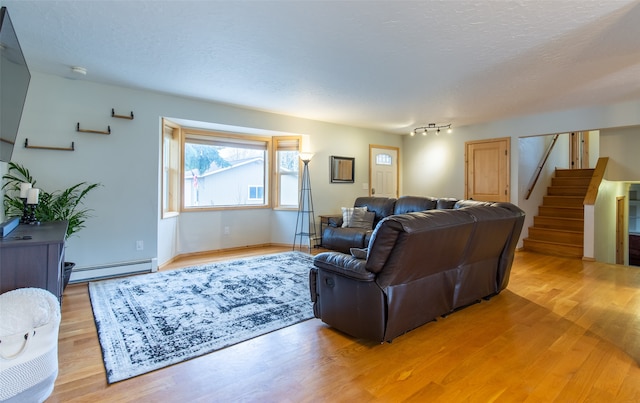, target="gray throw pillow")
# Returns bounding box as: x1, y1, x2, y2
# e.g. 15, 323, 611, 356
350, 210, 375, 229
341, 206, 367, 228
350, 247, 368, 259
